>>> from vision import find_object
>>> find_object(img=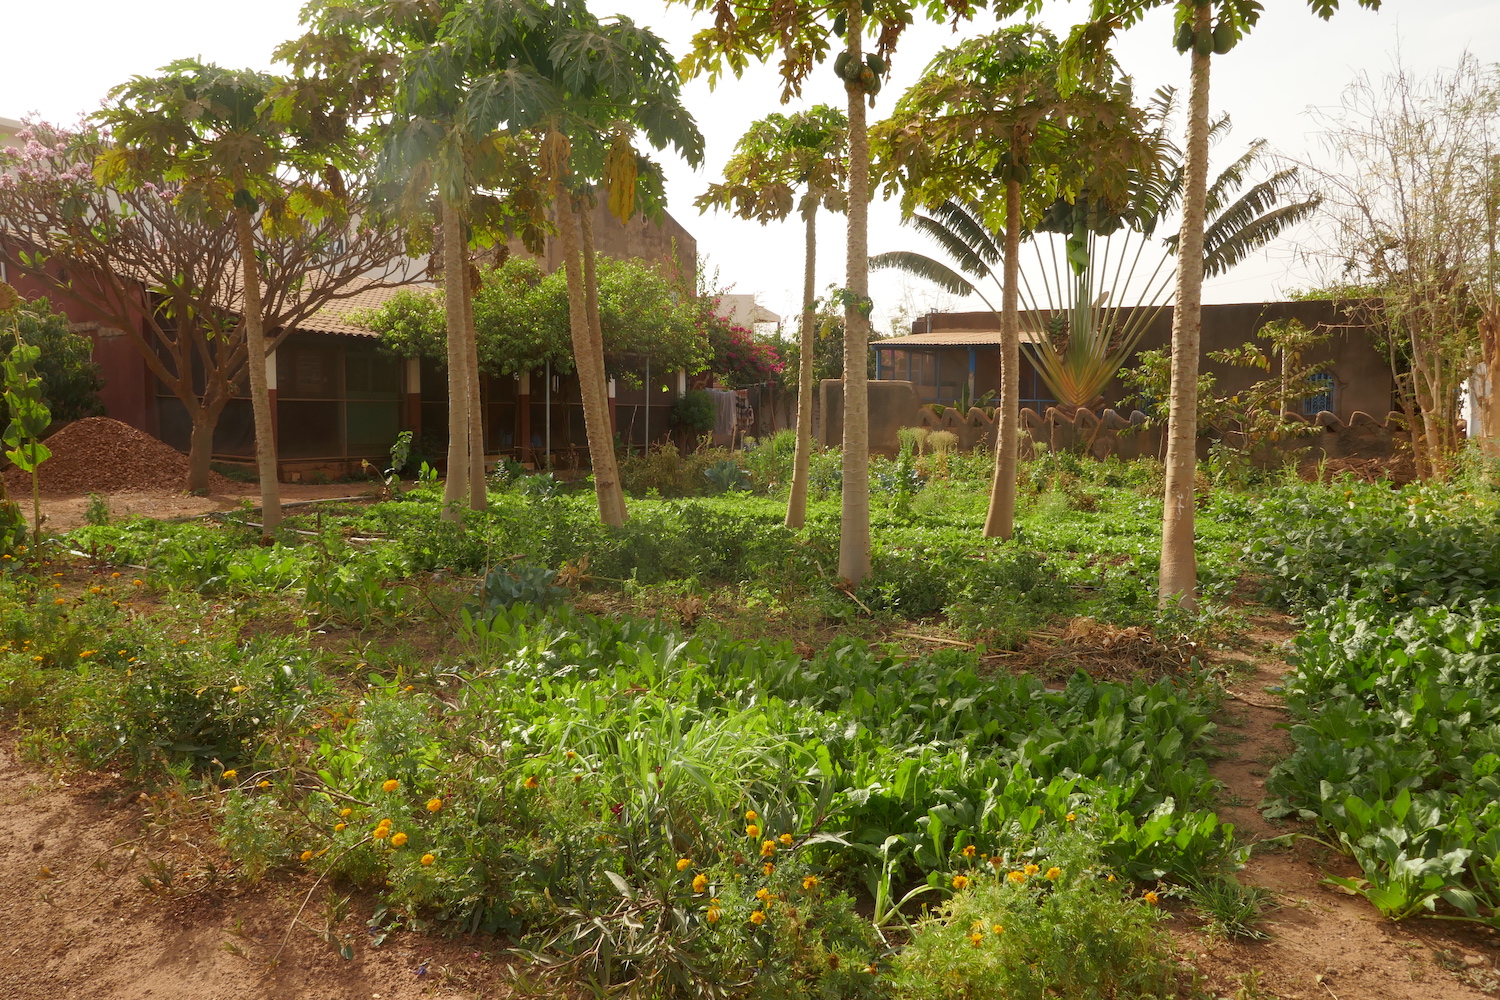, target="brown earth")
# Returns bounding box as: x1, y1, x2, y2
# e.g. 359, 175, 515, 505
6, 418, 238, 495
1176, 613, 1500, 999
35, 481, 382, 534
0, 740, 515, 1000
